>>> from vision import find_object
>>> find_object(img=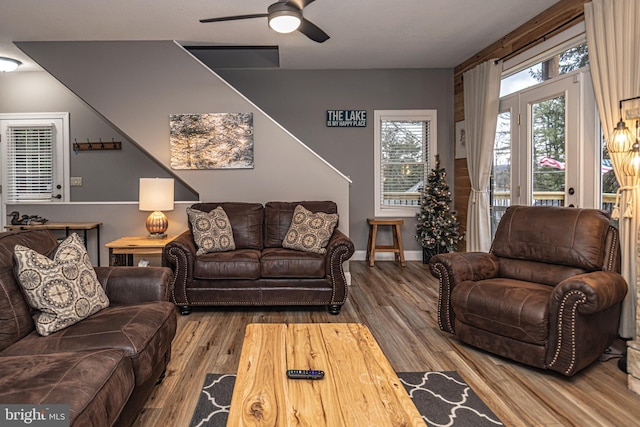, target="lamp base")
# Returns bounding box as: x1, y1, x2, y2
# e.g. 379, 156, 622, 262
147, 232, 167, 239
146, 211, 168, 237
